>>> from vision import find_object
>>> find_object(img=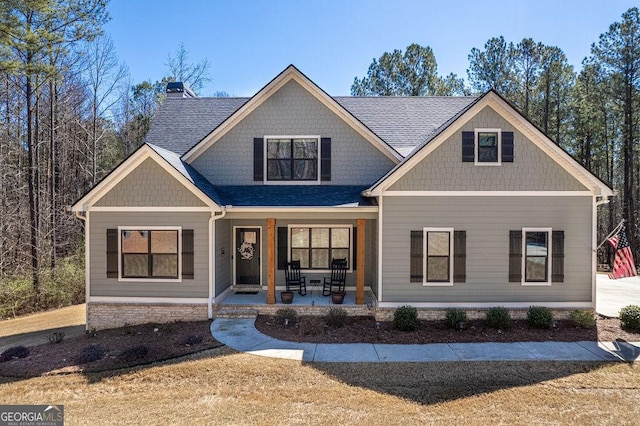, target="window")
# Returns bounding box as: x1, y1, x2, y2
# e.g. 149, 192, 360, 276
266, 137, 319, 181
509, 228, 559, 286
289, 225, 351, 270
410, 229, 465, 285
424, 228, 454, 285
119, 227, 181, 280
475, 128, 501, 165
